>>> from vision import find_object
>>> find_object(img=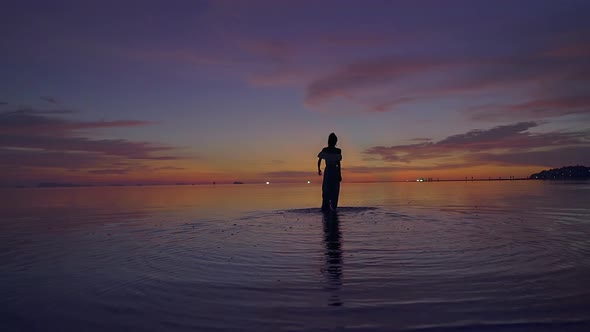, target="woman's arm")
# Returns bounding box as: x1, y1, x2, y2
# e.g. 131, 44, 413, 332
317, 157, 322, 175
337, 160, 342, 182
